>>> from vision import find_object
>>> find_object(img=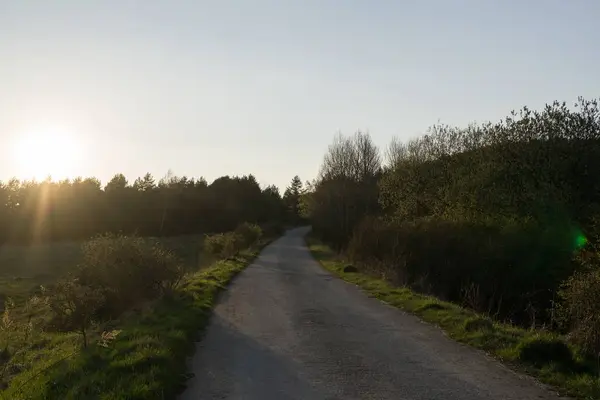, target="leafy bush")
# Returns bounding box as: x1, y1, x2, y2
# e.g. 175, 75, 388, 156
558, 257, 600, 354
234, 222, 263, 248
48, 279, 104, 347
342, 264, 358, 273
204, 232, 243, 259
347, 216, 578, 327
76, 233, 184, 318
517, 335, 573, 367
